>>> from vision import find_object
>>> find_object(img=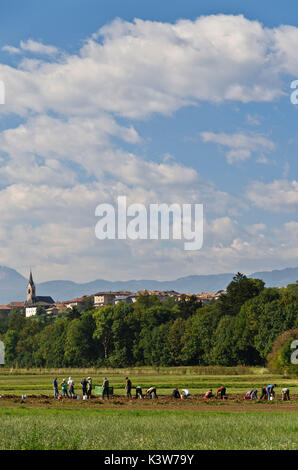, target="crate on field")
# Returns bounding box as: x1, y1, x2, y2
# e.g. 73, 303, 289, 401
94, 385, 114, 396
